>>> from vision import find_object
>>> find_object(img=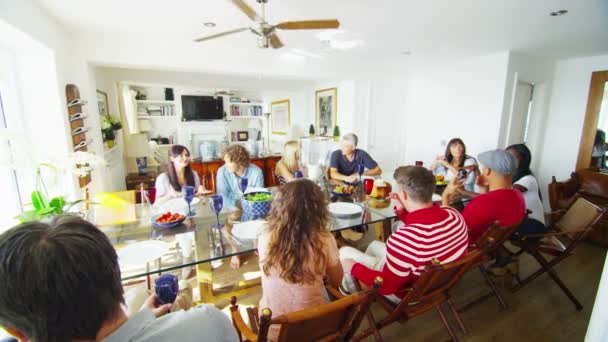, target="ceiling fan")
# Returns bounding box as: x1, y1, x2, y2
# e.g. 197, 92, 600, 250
194, 0, 340, 49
